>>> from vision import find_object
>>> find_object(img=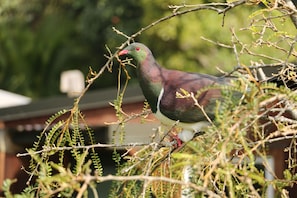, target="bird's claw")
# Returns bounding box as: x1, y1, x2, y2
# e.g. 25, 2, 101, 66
170, 134, 183, 148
